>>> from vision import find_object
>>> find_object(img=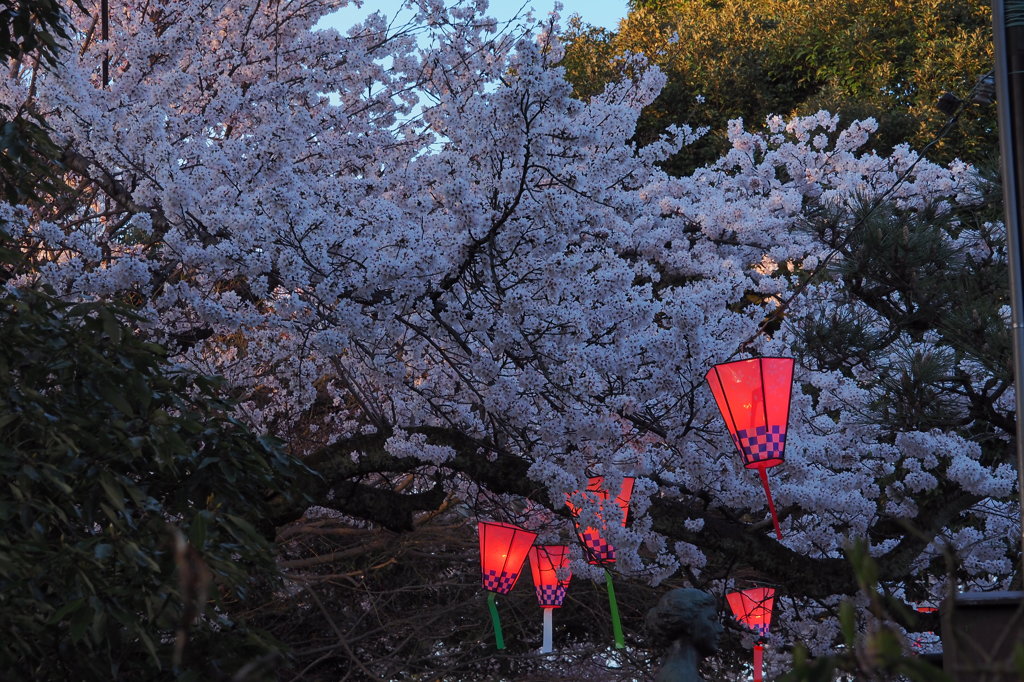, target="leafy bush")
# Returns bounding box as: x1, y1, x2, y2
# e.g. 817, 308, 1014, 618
0, 239, 313, 680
